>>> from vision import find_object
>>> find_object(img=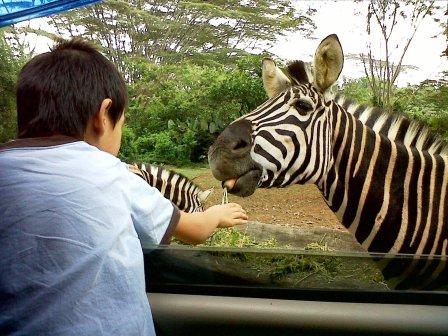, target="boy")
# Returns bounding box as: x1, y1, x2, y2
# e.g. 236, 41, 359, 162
0, 39, 247, 335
